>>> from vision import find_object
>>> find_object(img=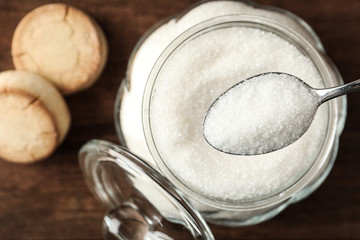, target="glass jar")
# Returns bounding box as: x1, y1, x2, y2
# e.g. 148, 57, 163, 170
112, 0, 346, 227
